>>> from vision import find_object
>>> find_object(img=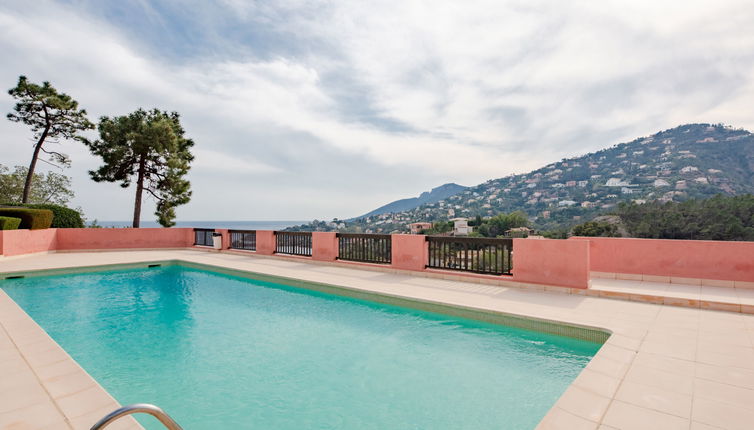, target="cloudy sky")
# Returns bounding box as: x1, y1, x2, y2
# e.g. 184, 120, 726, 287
1, 0, 753, 222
